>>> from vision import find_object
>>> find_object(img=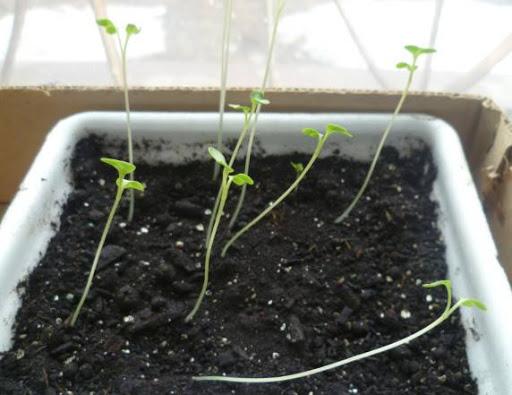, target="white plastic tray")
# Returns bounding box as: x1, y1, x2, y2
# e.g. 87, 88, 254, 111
0, 112, 511, 394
